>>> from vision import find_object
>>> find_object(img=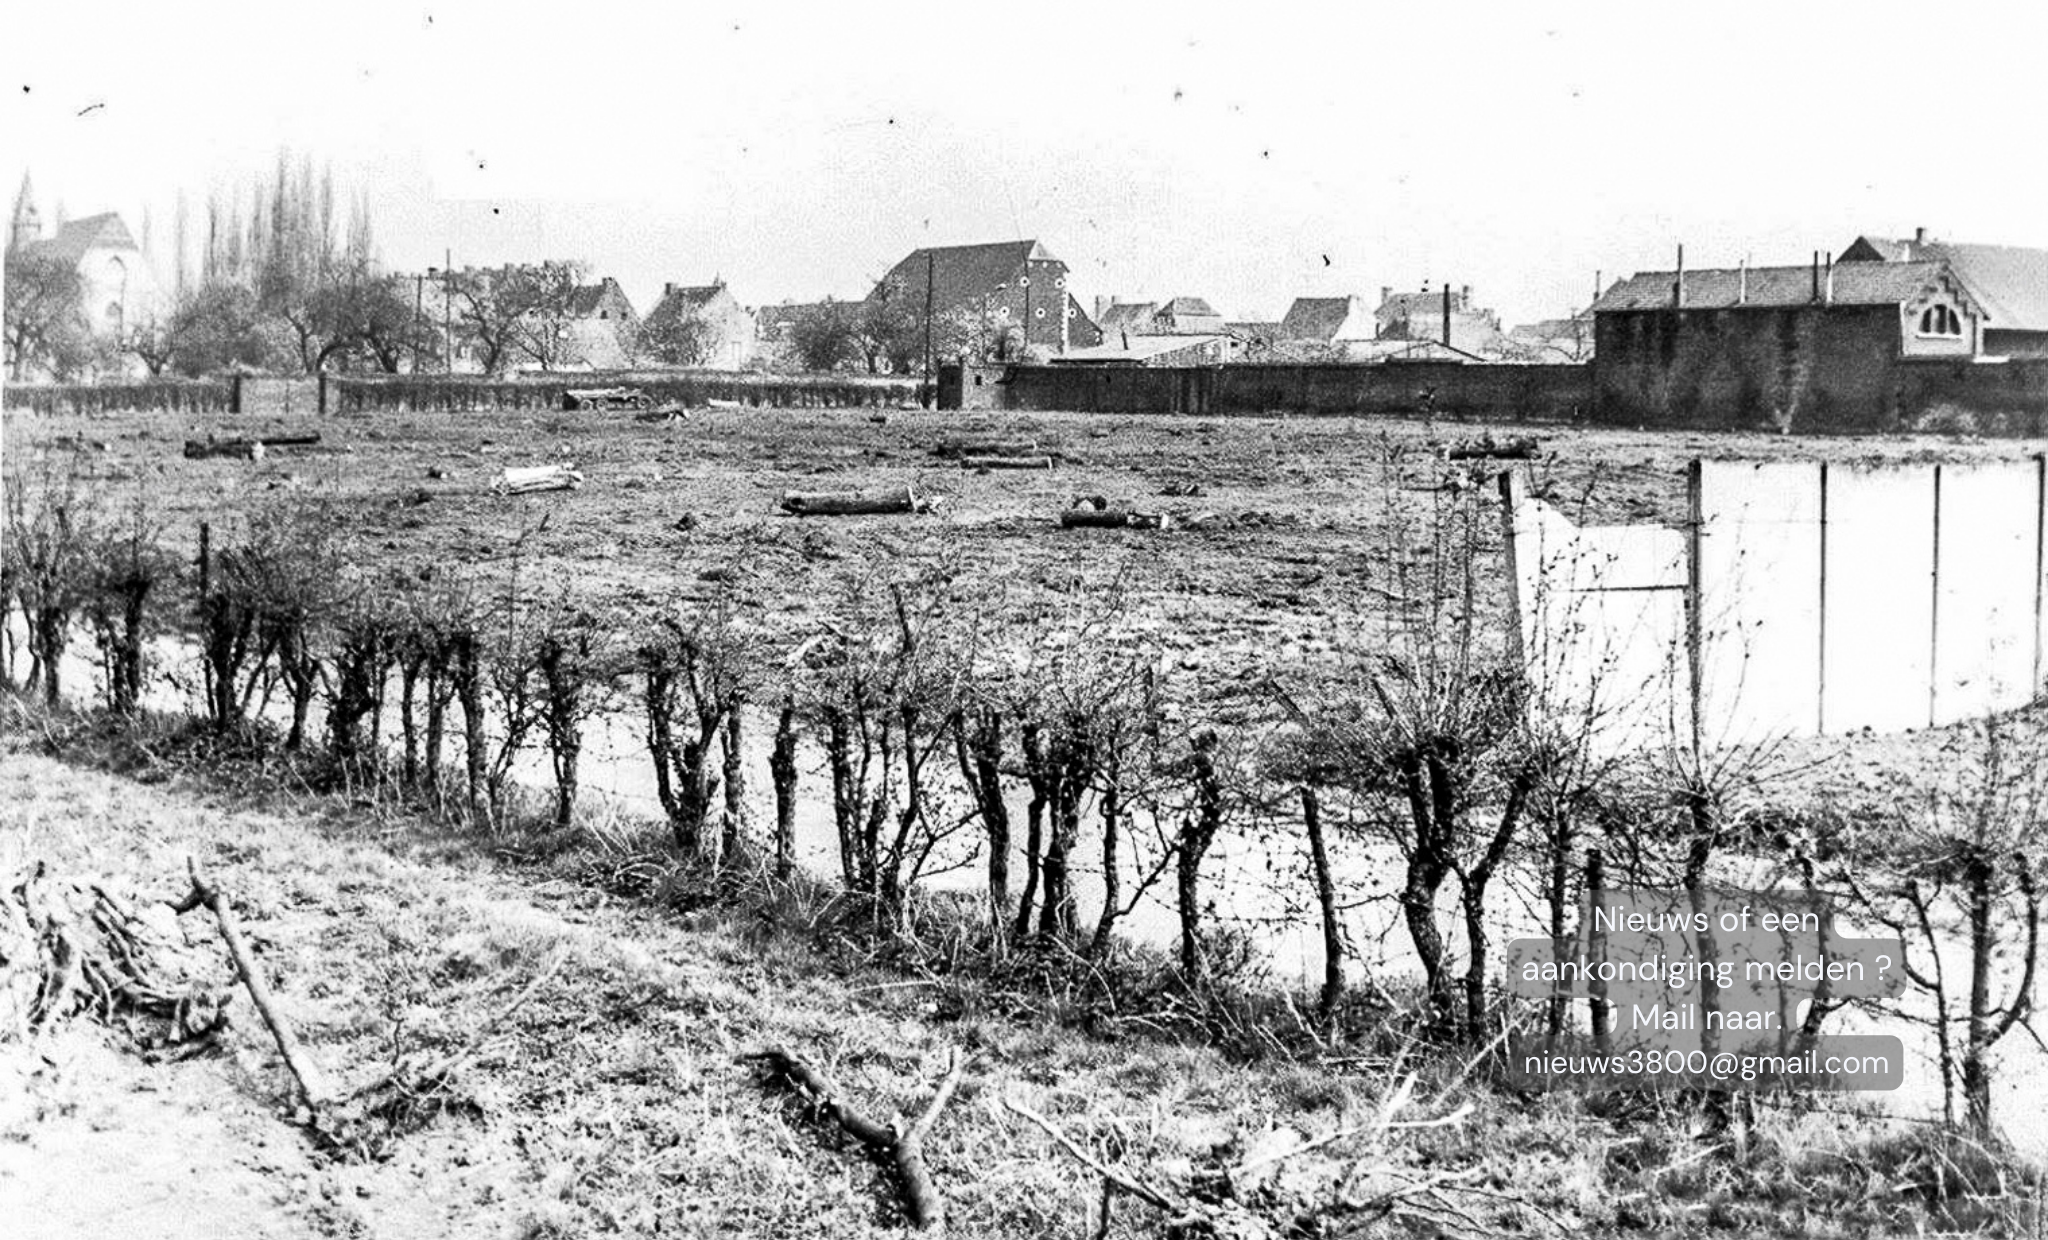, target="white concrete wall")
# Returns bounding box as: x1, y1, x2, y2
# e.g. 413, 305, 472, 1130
1508, 457, 2047, 752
